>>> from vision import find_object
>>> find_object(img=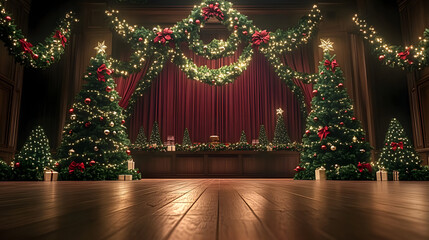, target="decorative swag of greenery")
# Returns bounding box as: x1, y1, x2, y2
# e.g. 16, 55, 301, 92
0, 0, 78, 68
105, 0, 322, 118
